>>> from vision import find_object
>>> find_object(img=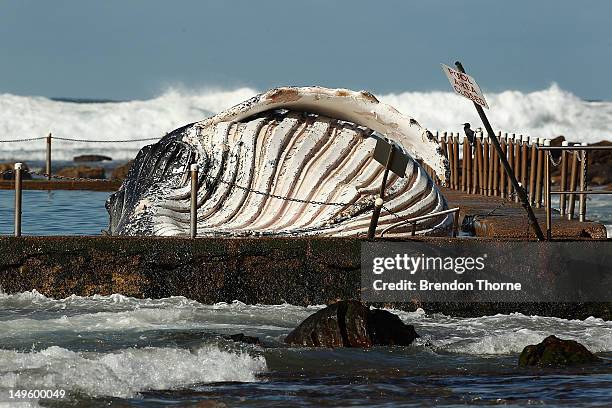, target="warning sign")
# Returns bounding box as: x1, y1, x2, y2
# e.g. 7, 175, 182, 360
441, 64, 489, 109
